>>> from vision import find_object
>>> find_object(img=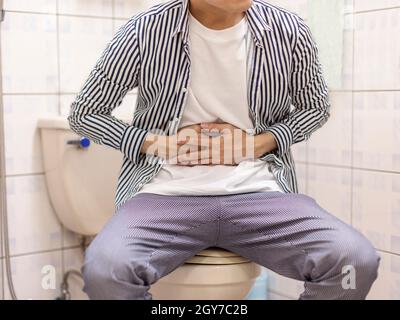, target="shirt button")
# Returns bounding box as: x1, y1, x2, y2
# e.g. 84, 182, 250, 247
182, 87, 187, 93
